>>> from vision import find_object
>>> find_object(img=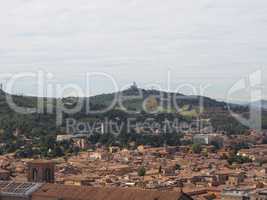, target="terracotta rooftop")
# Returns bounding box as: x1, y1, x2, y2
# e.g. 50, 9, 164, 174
32, 184, 193, 200
28, 160, 54, 164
